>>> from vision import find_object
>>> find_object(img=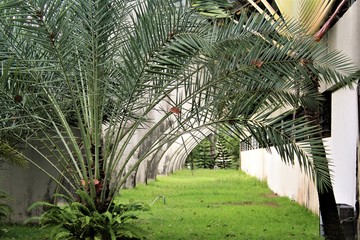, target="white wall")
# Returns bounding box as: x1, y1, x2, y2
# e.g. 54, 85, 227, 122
327, 87, 358, 207
325, 0, 359, 207
241, 148, 319, 214
241, 1, 360, 212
